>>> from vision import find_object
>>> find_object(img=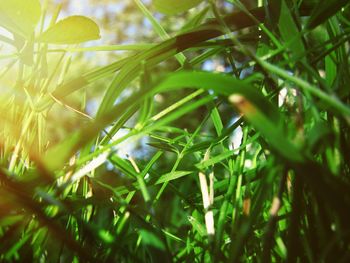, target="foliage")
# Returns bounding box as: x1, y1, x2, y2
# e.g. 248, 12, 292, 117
0, 0, 350, 262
